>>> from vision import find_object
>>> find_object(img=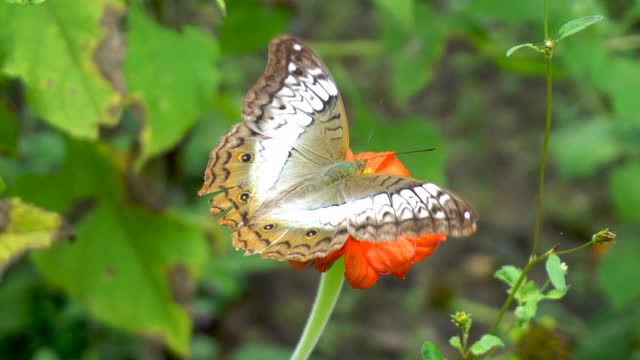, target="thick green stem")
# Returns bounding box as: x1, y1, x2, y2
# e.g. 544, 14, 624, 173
290, 259, 345, 360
